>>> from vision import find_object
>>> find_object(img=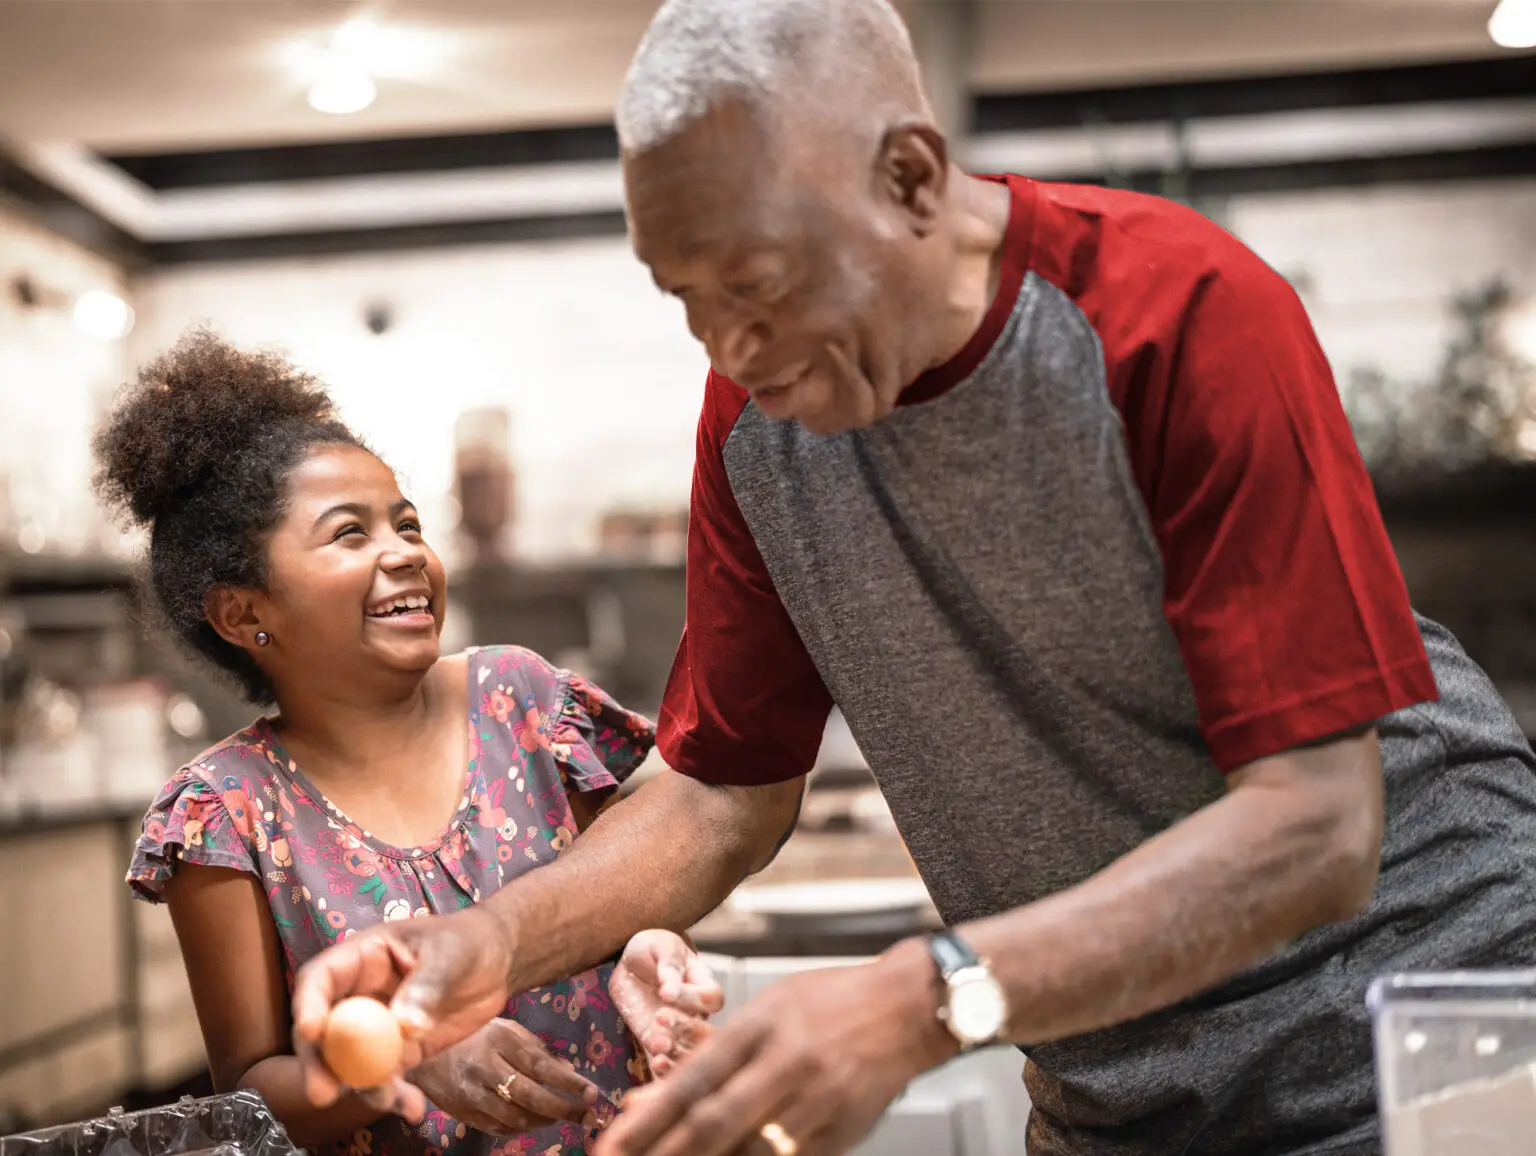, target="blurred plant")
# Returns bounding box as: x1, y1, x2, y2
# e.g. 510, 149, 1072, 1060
1345, 279, 1536, 481
1347, 365, 1406, 473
